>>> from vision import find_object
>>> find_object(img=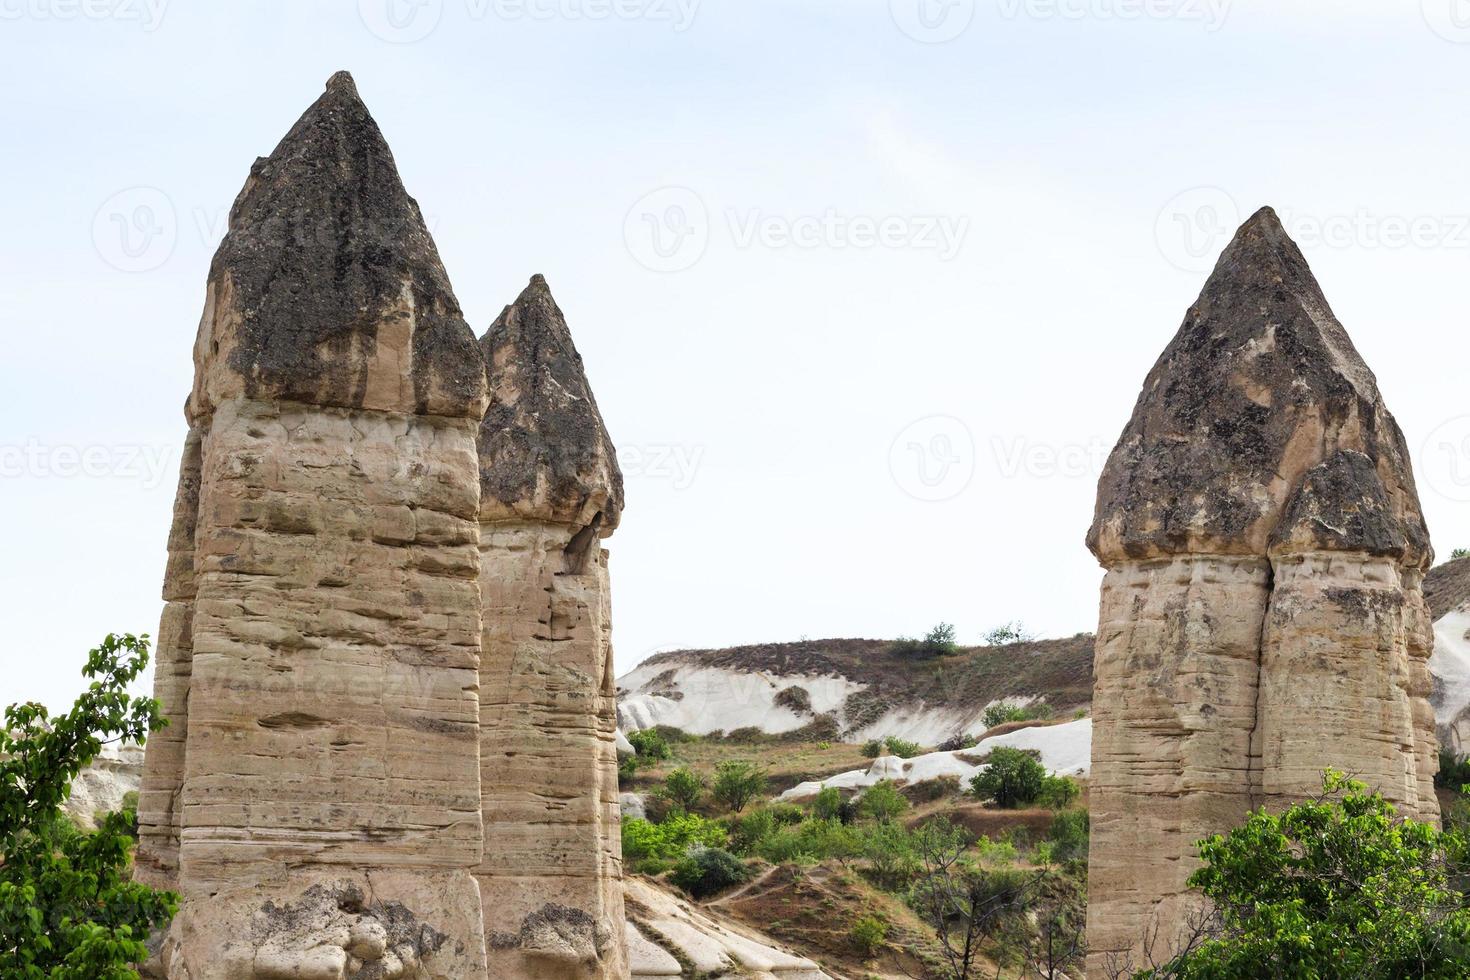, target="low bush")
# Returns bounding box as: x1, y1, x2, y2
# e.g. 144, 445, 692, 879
938, 732, 980, 752
982, 700, 1052, 729
1437, 747, 1470, 790
1036, 774, 1080, 810
849, 915, 889, 957
712, 760, 768, 813
813, 786, 844, 821
622, 812, 727, 867
670, 846, 751, 899
861, 738, 885, 758
663, 766, 705, 812
970, 747, 1046, 808
753, 818, 863, 865
859, 780, 909, 824
862, 735, 922, 759
890, 622, 959, 660
1047, 808, 1089, 865
628, 728, 672, 761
